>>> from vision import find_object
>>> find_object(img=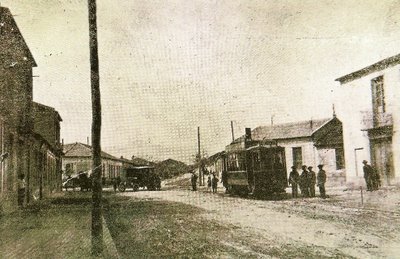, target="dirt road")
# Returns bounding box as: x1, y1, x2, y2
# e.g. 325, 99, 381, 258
121, 188, 400, 258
